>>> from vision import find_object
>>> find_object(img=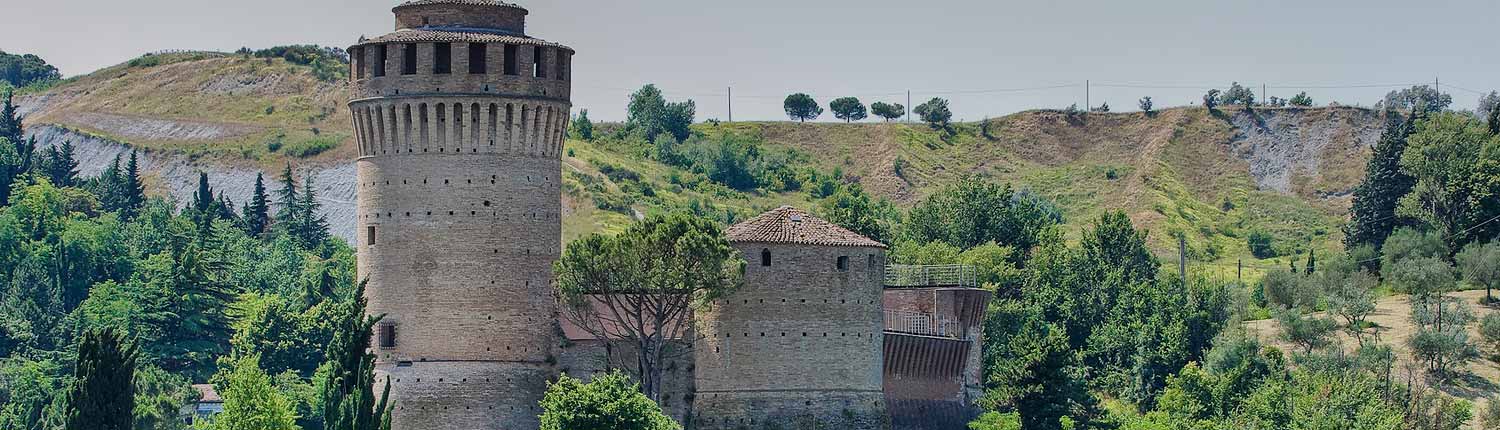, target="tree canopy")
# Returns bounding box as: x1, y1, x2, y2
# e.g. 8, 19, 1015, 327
783, 93, 822, 122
